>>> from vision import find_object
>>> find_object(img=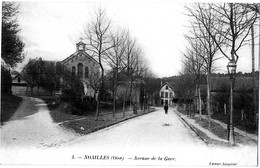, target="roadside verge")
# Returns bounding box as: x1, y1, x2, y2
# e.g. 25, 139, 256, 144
49, 105, 157, 135
175, 109, 257, 147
